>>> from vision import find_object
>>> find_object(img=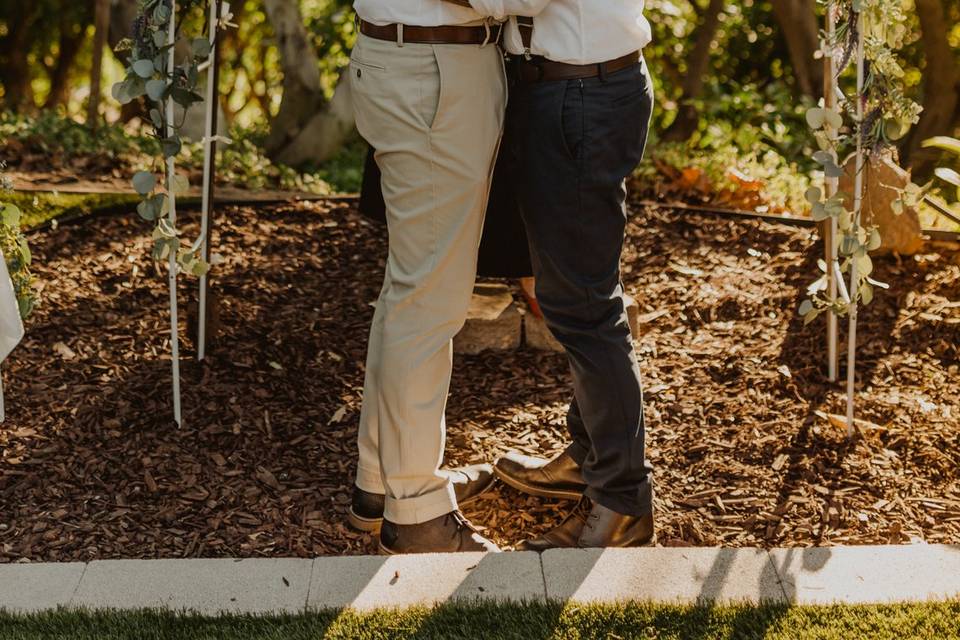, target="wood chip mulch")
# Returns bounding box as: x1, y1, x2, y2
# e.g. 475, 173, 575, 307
1, 199, 958, 562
